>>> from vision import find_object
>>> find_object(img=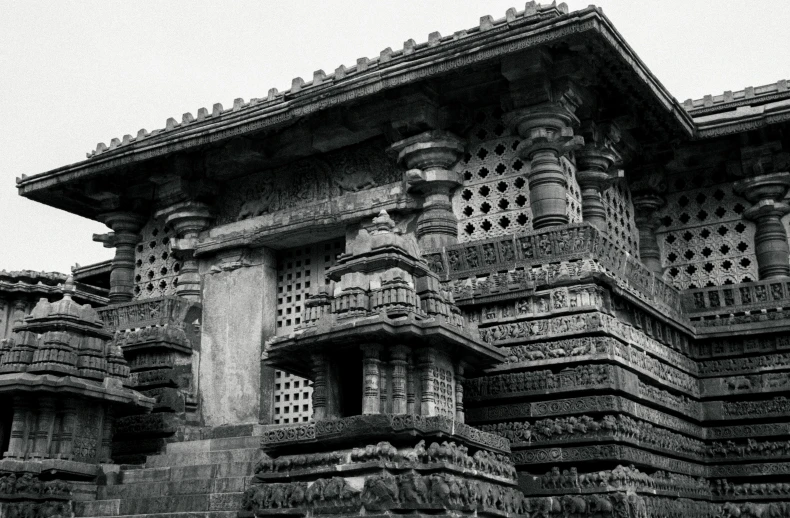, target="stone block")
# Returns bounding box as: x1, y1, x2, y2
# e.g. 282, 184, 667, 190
209, 492, 244, 511
210, 476, 250, 493
120, 467, 171, 484
209, 435, 260, 451
199, 249, 277, 426
166, 439, 212, 455
74, 499, 120, 517
170, 464, 217, 481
